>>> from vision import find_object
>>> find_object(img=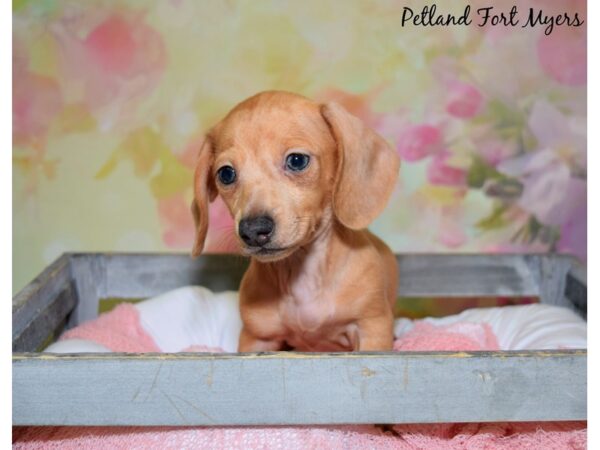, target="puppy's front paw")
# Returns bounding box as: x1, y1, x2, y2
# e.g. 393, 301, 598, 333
356, 318, 394, 351
238, 328, 283, 352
